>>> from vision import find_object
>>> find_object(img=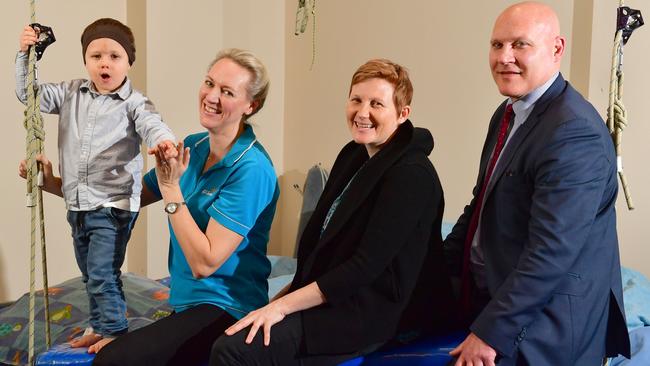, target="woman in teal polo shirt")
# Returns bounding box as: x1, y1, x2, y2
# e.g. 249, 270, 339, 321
93, 48, 279, 366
